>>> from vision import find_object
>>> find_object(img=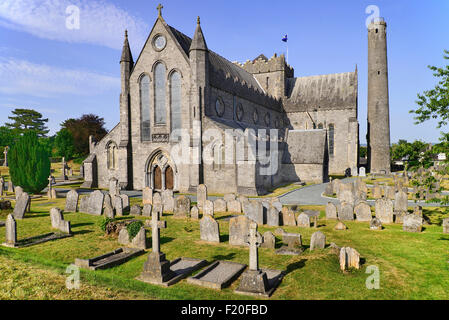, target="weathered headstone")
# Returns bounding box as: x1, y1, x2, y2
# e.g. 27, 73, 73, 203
267, 205, 280, 227
338, 202, 354, 221
281, 207, 296, 226
109, 178, 119, 198
310, 231, 326, 251
213, 199, 227, 213
276, 232, 303, 255
142, 187, 153, 205
79, 196, 89, 213
271, 201, 283, 212
50, 208, 71, 234
190, 205, 199, 220
197, 184, 207, 210
261, 231, 275, 249
227, 200, 242, 213
115, 196, 124, 216
15, 186, 24, 200
443, 218, 449, 234
130, 204, 142, 216
325, 202, 338, 220
223, 193, 236, 202
142, 204, 152, 217
153, 192, 163, 216
394, 190, 408, 215
338, 183, 355, 205
203, 200, 214, 217
334, 221, 348, 230
354, 202, 372, 222
375, 198, 394, 224
13, 192, 30, 219
161, 189, 174, 212
372, 183, 382, 199
200, 215, 220, 243
4, 214, 16, 246
339, 247, 360, 271
358, 167, 366, 177
87, 190, 104, 215
370, 218, 382, 230
64, 190, 79, 212
7, 180, 14, 193
174, 195, 190, 218
297, 213, 310, 228
403, 214, 422, 233
243, 201, 263, 225
229, 215, 253, 246
120, 194, 130, 213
